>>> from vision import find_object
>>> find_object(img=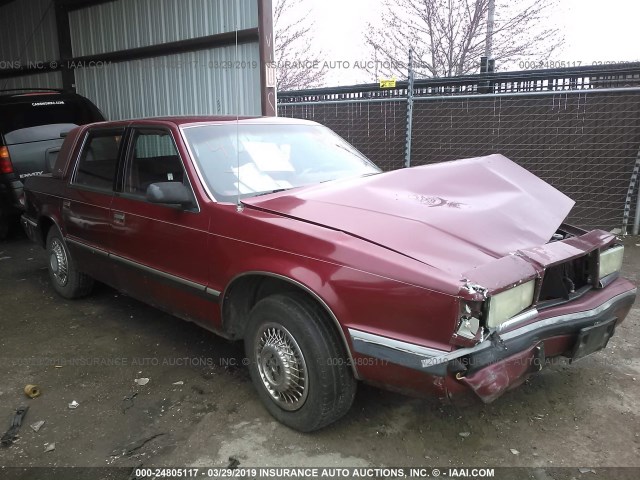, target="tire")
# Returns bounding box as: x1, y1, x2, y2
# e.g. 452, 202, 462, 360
46, 227, 94, 299
244, 293, 357, 432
